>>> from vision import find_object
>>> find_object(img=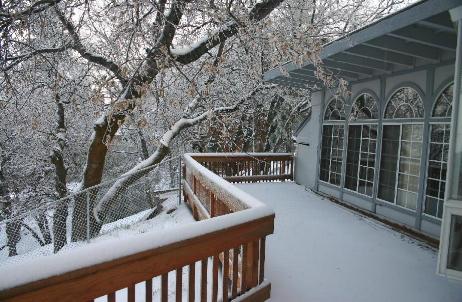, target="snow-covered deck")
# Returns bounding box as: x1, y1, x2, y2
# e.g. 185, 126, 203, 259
237, 182, 462, 302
